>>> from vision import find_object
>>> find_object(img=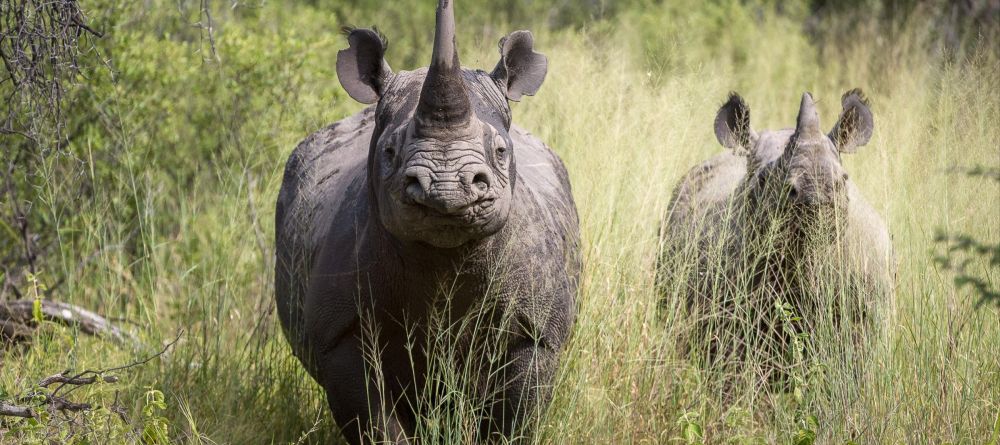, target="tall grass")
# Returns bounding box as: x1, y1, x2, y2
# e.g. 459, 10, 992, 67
1, 0, 997, 443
